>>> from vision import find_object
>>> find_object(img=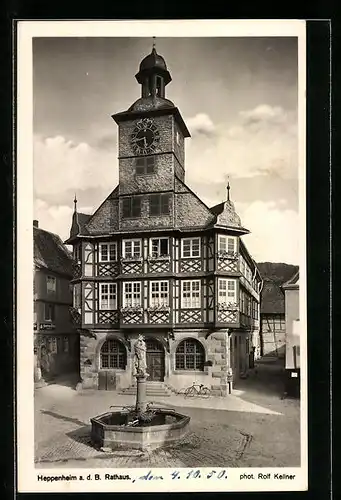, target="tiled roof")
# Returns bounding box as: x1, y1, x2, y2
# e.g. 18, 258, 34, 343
282, 270, 299, 289
260, 280, 285, 314
257, 262, 299, 315
34, 226, 73, 277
